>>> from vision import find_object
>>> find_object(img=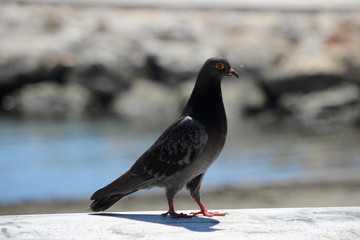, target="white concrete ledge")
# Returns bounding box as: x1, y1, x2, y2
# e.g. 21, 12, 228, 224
1, 207, 360, 239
